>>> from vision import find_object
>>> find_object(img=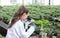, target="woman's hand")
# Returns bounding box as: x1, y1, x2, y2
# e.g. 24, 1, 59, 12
25, 19, 35, 26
